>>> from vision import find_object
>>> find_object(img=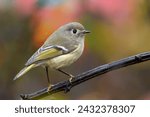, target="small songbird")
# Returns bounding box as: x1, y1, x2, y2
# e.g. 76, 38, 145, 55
14, 22, 90, 90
